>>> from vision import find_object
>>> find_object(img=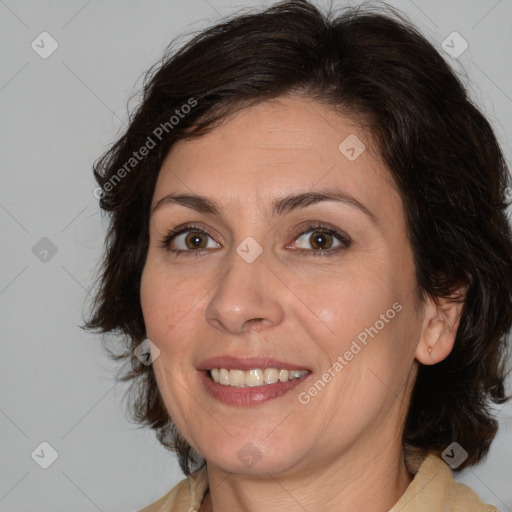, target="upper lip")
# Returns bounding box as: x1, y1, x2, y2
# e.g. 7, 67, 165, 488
197, 356, 311, 372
